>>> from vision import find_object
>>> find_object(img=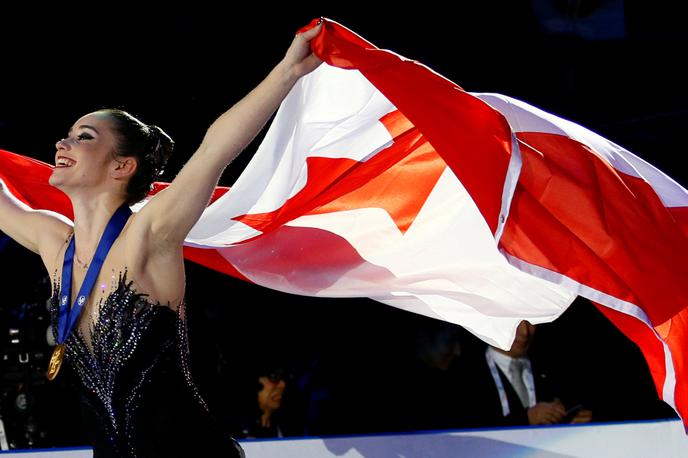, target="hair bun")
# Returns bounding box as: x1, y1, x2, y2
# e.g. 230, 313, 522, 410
146, 125, 174, 177
97, 108, 175, 205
